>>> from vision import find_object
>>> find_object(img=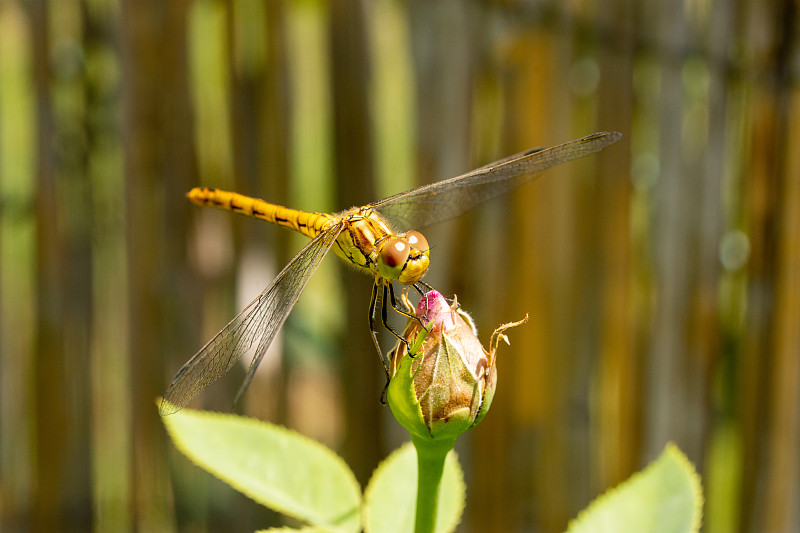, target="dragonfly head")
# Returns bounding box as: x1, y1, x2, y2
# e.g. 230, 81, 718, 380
377, 230, 430, 285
